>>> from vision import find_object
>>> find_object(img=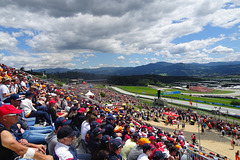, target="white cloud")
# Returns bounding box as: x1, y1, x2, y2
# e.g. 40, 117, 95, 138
0, 1, 239, 69
83, 53, 95, 59
88, 63, 120, 69
203, 45, 234, 54
129, 60, 140, 65
82, 60, 88, 64
0, 32, 18, 50
117, 56, 125, 60
151, 58, 158, 62
0, 52, 76, 69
